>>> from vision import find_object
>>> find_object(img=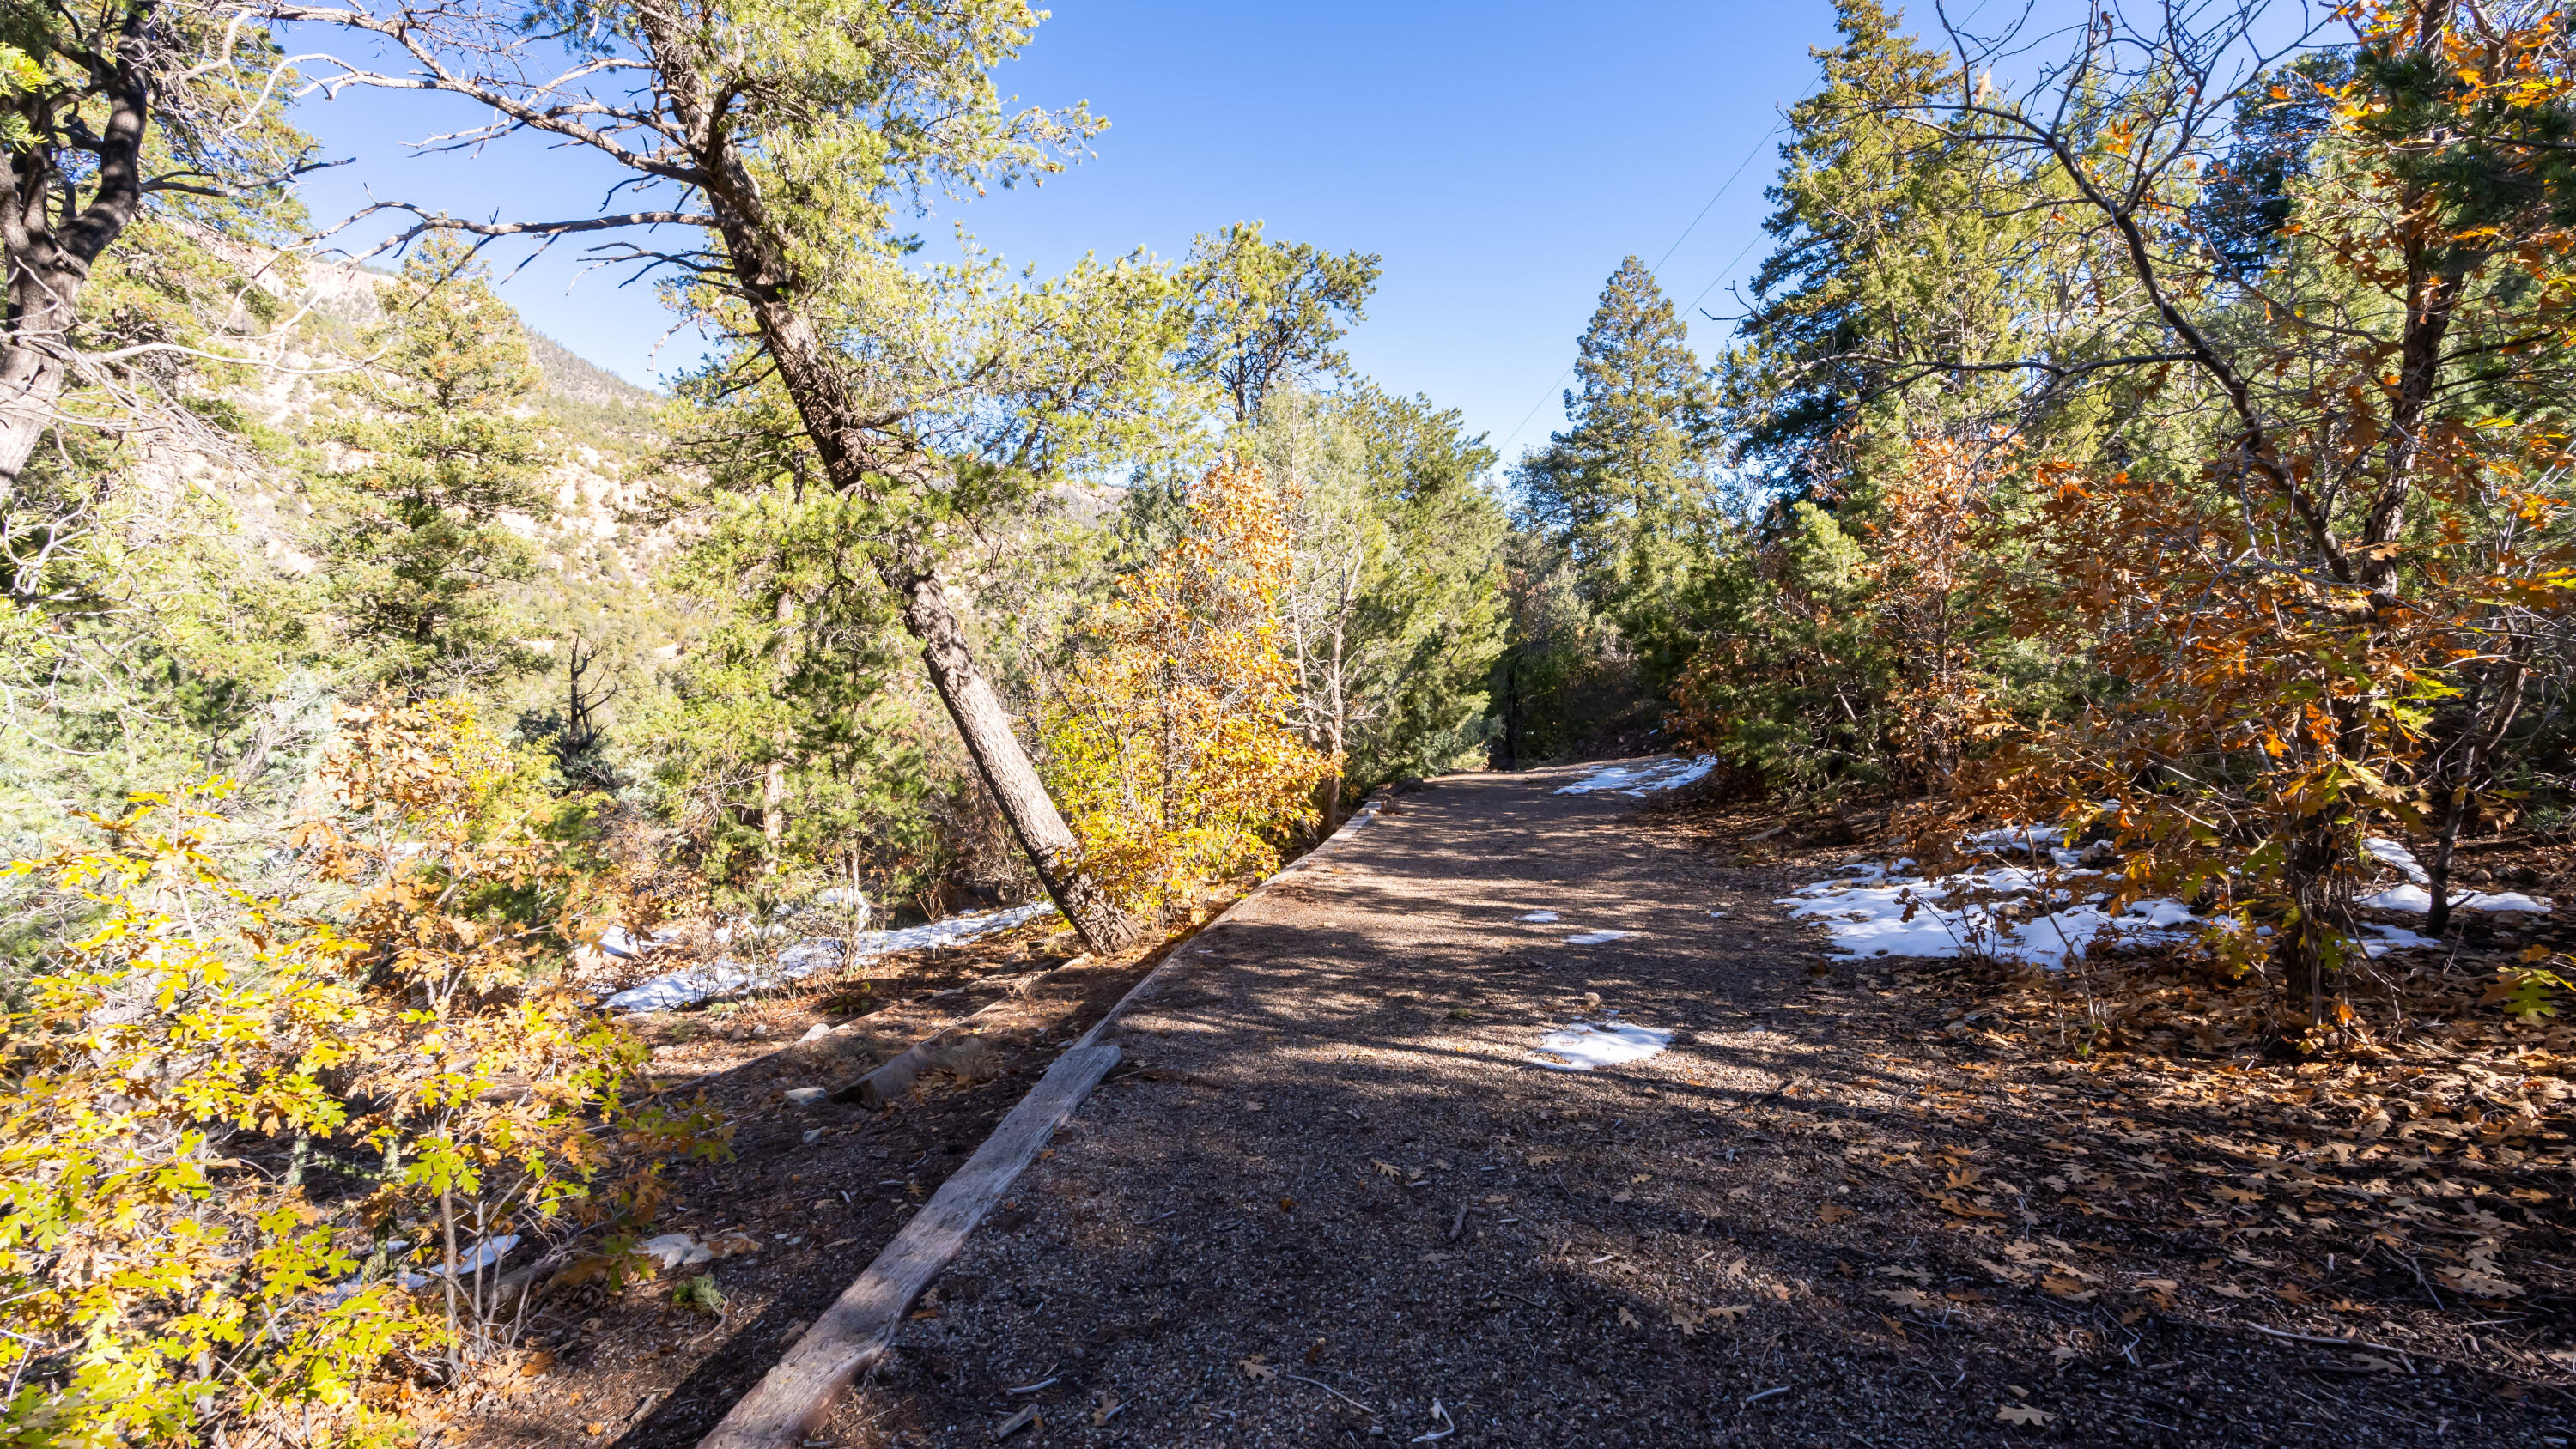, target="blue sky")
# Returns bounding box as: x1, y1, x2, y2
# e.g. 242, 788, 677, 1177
288, 1, 1847, 464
